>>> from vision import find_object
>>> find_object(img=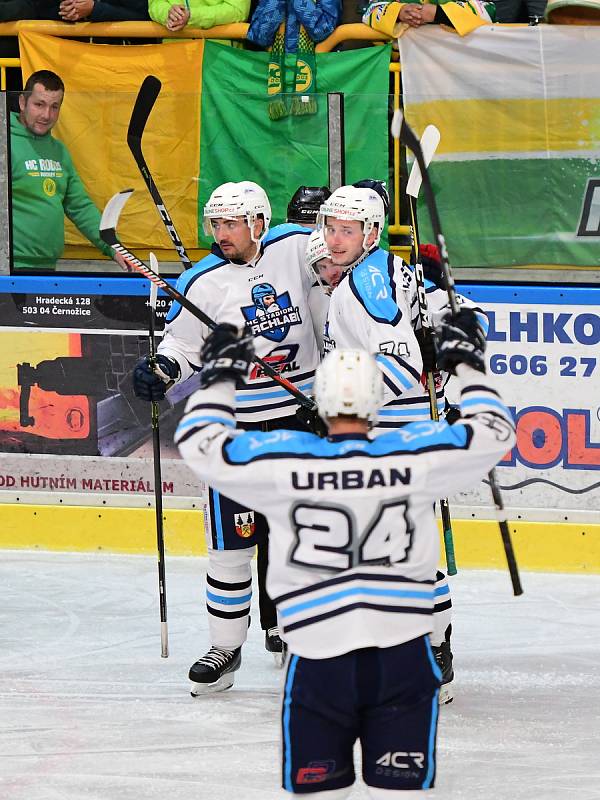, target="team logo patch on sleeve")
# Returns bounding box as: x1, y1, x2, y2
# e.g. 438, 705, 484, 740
241, 282, 302, 343
234, 512, 256, 538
